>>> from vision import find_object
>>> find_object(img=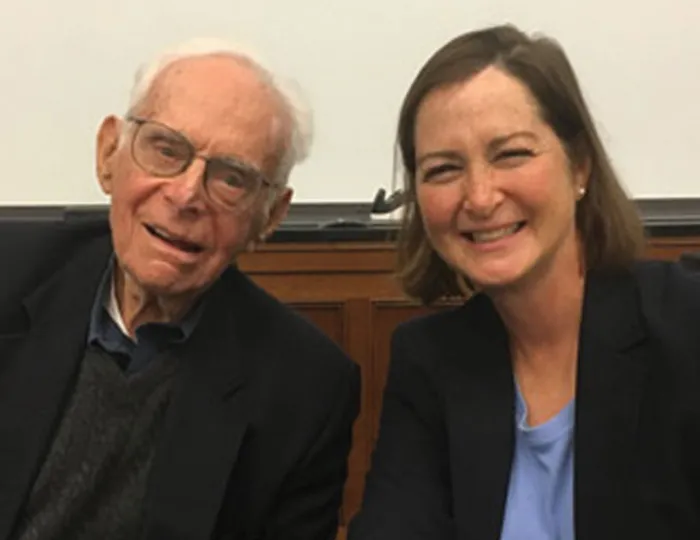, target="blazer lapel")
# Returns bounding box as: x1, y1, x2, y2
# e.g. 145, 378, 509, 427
441, 295, 515, 540
575, 269, 650, 540
0, 237, 112, 540
144, 269, 252, 540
